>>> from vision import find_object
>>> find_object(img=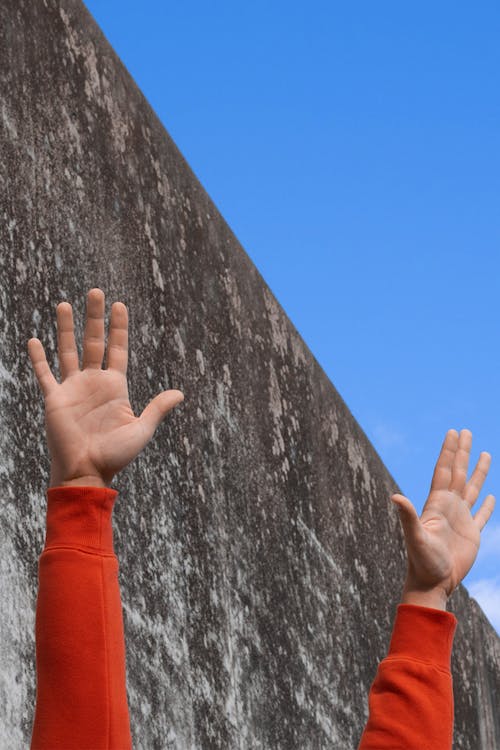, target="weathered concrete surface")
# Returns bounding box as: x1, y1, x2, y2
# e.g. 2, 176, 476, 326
0, 1, 499, 747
